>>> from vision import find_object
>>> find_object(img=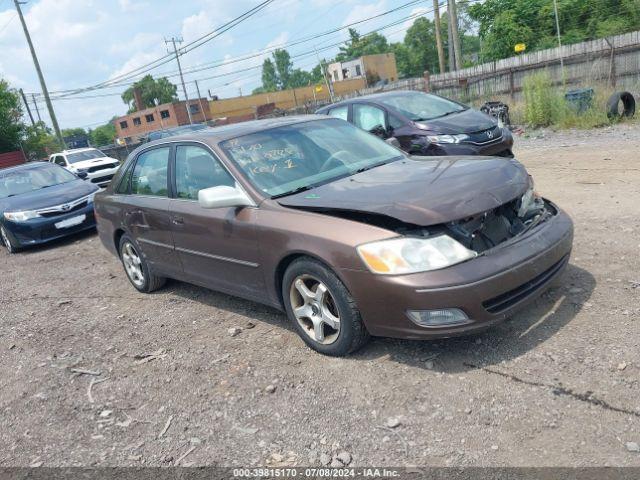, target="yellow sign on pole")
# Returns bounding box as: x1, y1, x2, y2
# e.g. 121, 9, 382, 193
315, 85, 324, 93
514, 43, 526, 53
